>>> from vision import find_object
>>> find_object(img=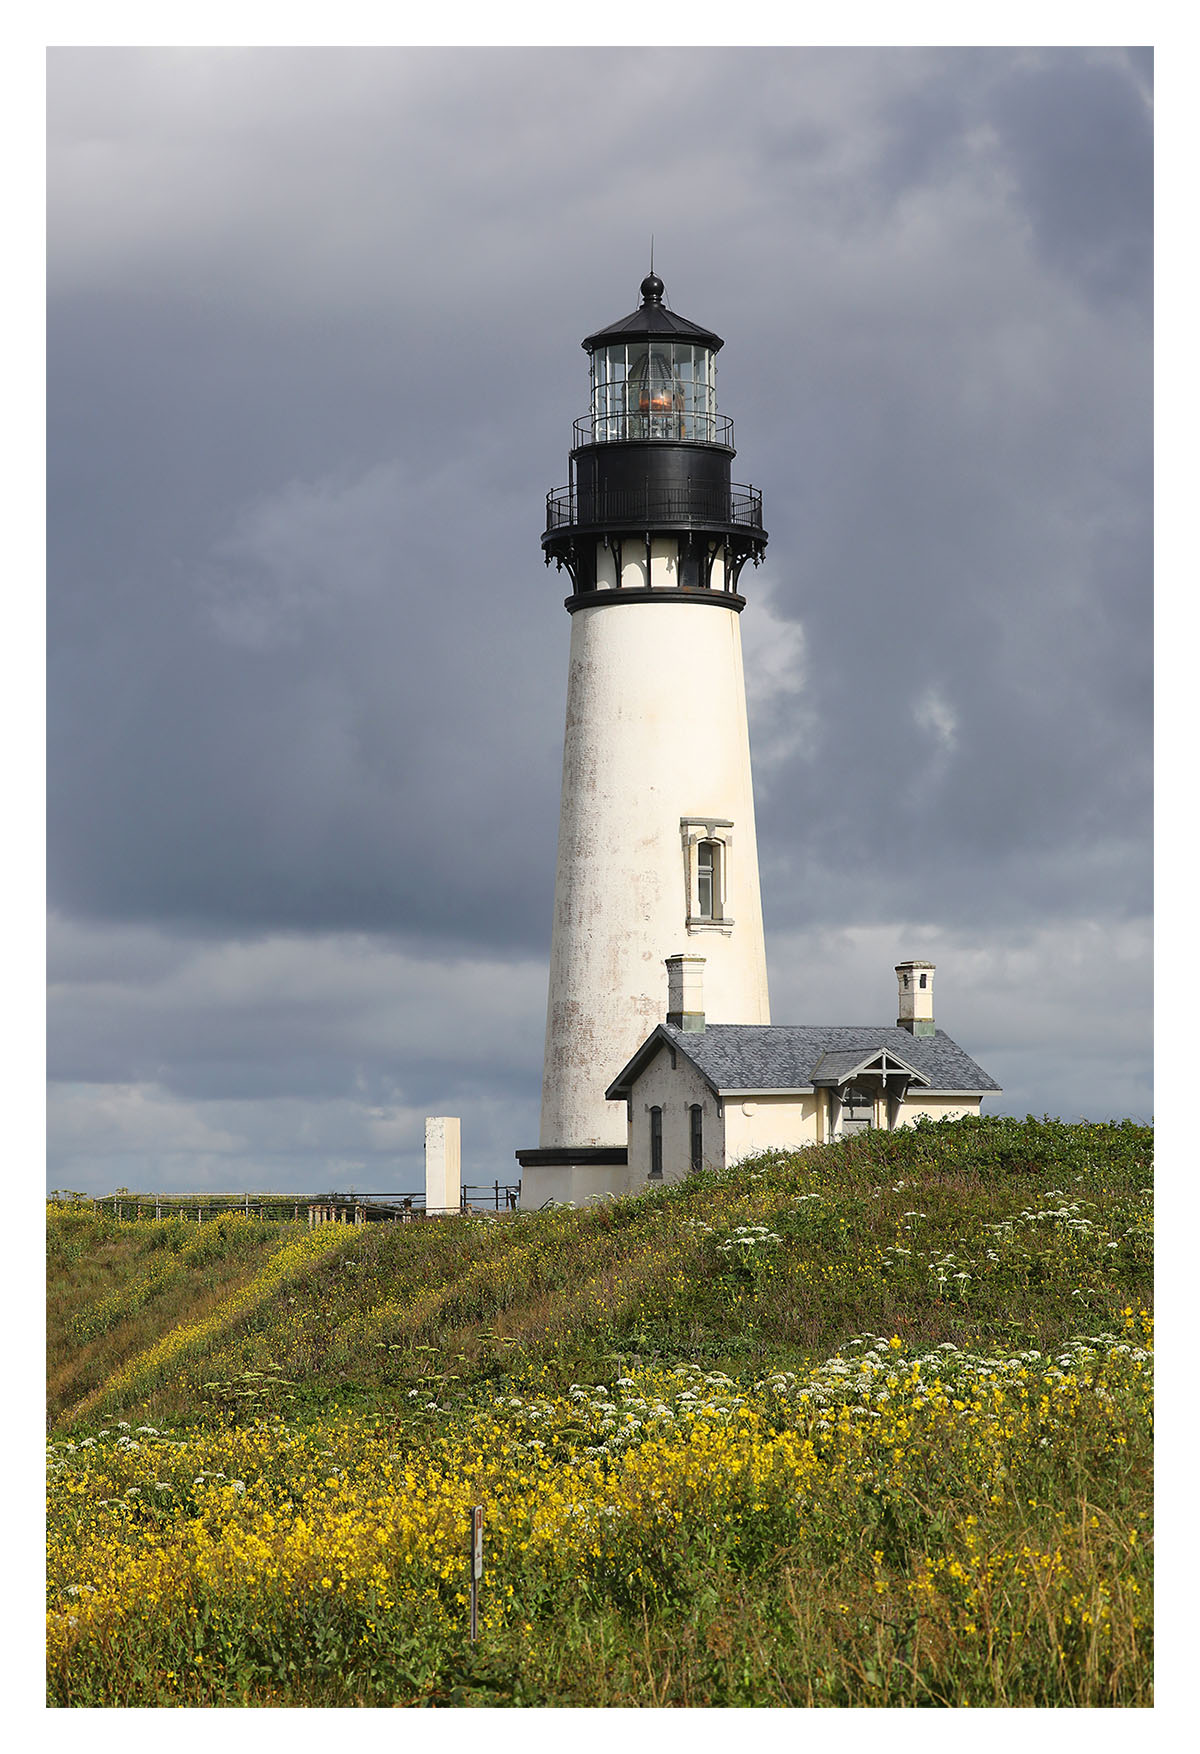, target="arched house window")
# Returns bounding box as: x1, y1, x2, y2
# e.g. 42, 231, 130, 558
690, 1104, 704, 1172
649, 1107, 663, 1180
